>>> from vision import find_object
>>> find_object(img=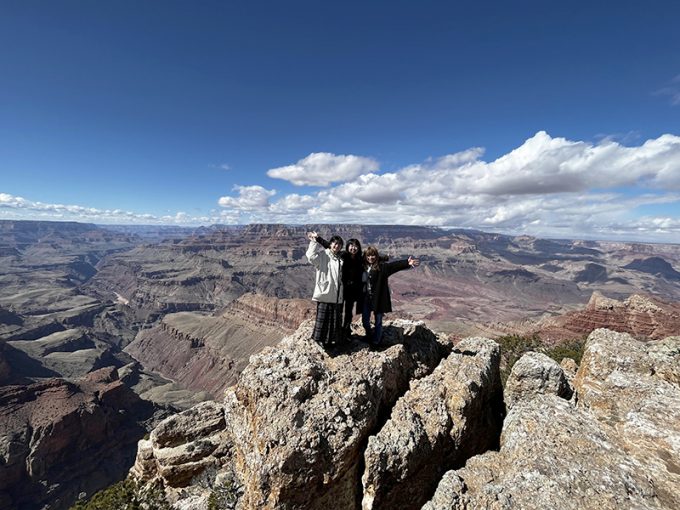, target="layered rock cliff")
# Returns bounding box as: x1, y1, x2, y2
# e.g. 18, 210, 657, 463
536, 292, 680, 342
124, 295, 315, 399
